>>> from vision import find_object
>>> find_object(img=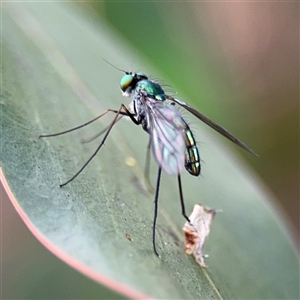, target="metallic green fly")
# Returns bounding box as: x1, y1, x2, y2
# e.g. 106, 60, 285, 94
40, 68, 257, 256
